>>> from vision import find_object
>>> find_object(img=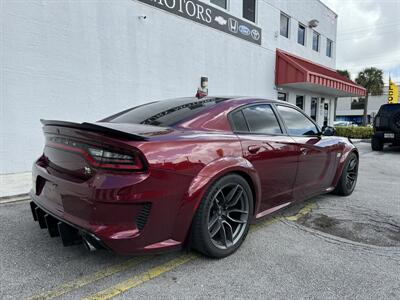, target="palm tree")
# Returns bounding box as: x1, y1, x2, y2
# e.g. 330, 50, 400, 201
337, 69, 351, 79
355, 67, 384, 126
